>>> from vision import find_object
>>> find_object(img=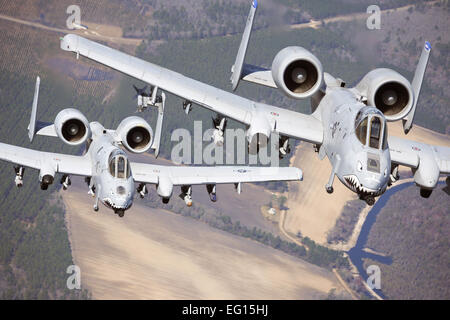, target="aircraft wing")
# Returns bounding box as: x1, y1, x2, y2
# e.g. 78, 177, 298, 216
60, 34, 324, 145
388, 136, 450, 174
130, 162, 302, 185
0, 142, 92, 177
